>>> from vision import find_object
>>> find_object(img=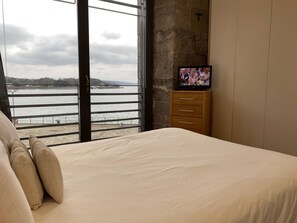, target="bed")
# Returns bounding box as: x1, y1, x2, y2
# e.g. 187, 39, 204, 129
35, 128, 297, 222
1, 115, 297, 222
